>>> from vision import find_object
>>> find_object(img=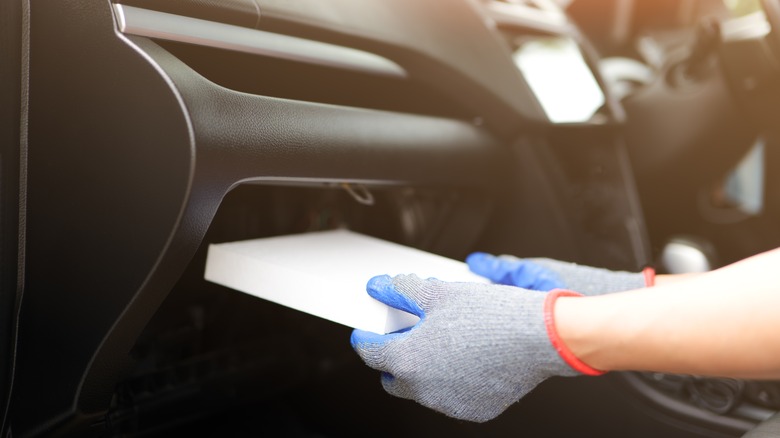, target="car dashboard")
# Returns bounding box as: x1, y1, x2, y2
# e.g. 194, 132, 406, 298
7, 0, 775, 436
